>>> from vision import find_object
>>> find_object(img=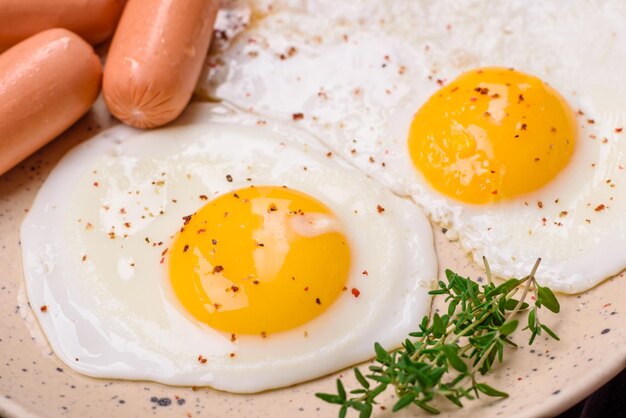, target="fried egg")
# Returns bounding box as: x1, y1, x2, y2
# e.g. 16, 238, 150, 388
200, 0, 626, 293
21, 103, 436, 392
